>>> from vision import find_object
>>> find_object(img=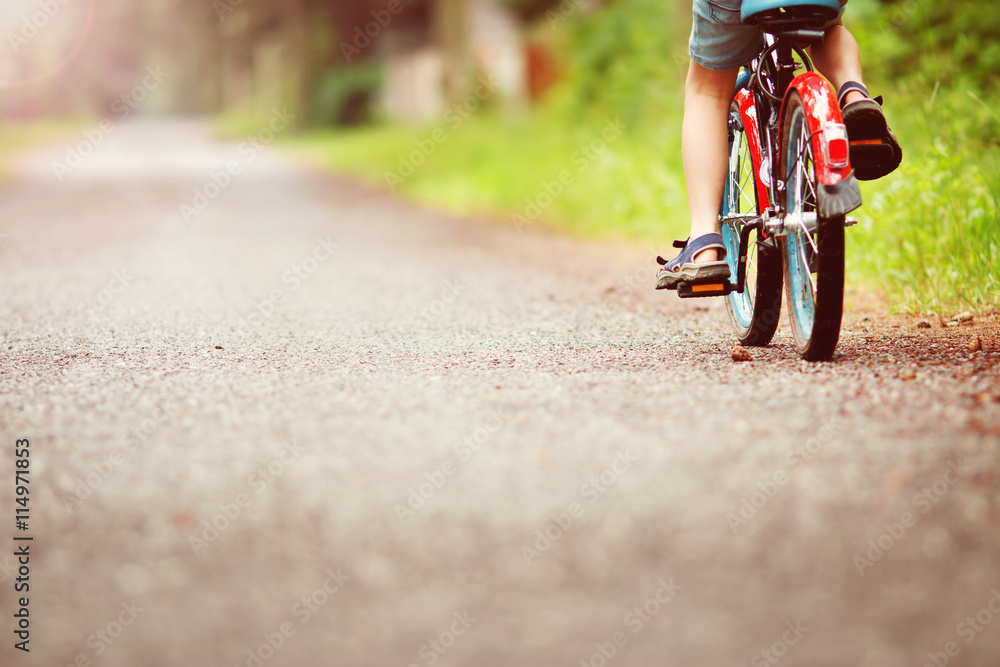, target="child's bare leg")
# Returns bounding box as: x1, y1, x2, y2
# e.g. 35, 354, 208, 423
810, 22, 864, 105
682, 62, 738, 264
